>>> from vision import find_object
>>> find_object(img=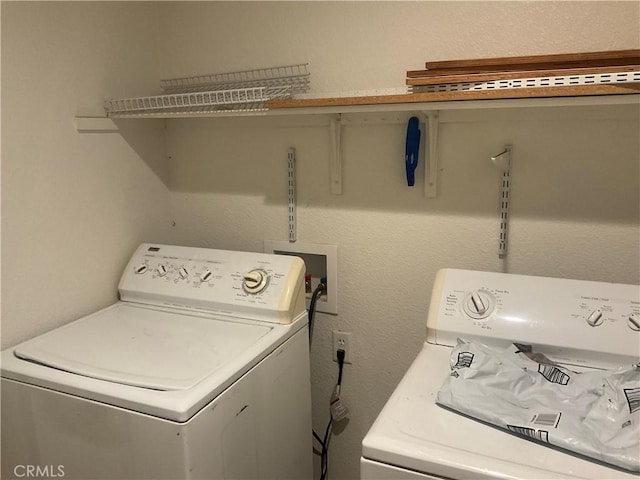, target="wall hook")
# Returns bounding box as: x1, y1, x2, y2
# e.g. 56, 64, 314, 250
491, 146, 511, 172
